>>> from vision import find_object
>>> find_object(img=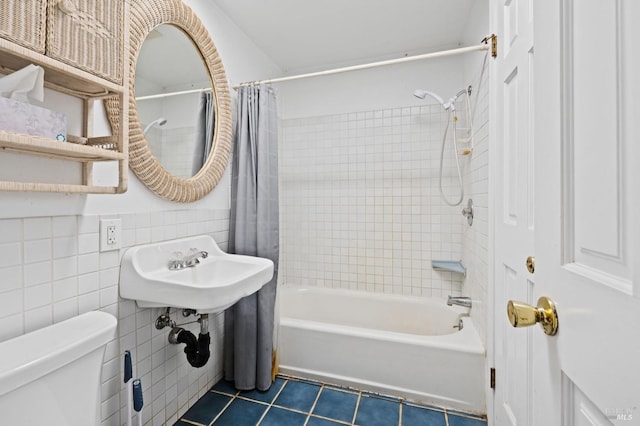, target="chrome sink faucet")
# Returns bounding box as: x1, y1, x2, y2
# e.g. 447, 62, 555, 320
169, 250, 208, 270
447, 296, 472, 308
